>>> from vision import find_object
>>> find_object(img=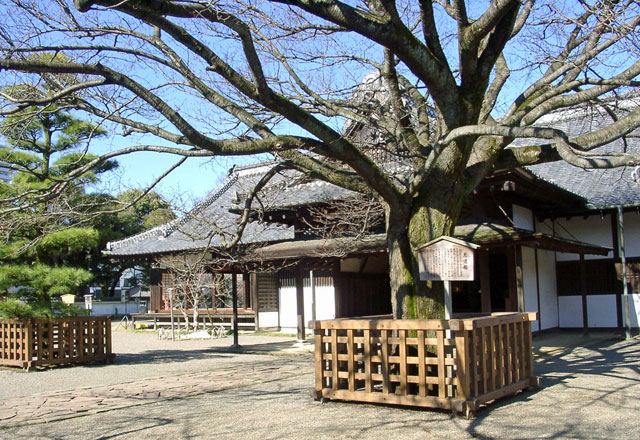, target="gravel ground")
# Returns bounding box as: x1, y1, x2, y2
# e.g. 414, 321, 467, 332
1, 330, 639, 439
0, 328, 307, 400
